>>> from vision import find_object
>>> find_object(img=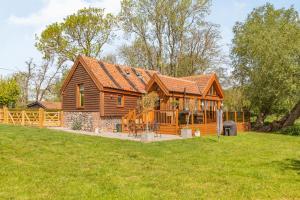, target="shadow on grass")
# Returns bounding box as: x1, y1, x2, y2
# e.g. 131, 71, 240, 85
271, 159, 300, 174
